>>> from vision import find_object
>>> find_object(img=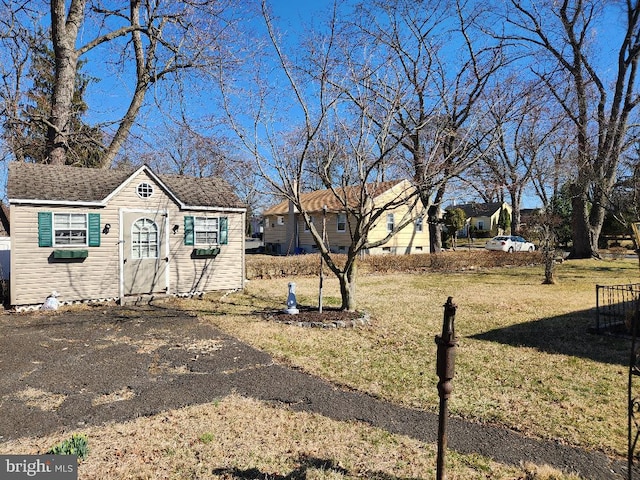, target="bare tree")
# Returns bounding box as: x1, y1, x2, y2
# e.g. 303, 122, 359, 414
0, 1, 46, 164
476, 77, 561, 233
3, 0, 240, 167
504, 0, 640, 258
346, 0, 504, 252
218, 0, 422, 310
